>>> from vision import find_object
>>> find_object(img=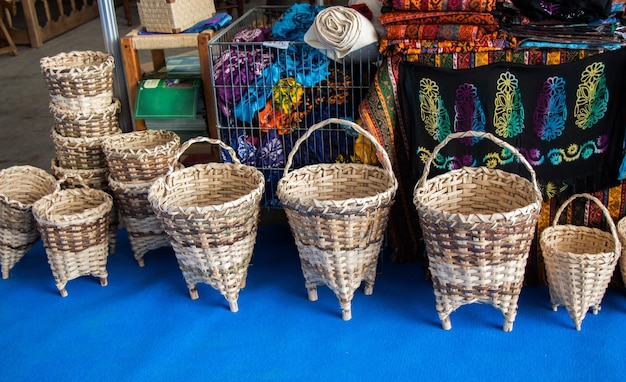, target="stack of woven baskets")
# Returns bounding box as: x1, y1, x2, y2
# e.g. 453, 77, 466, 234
102, 130, 180, 267
40, 50, 123, 253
